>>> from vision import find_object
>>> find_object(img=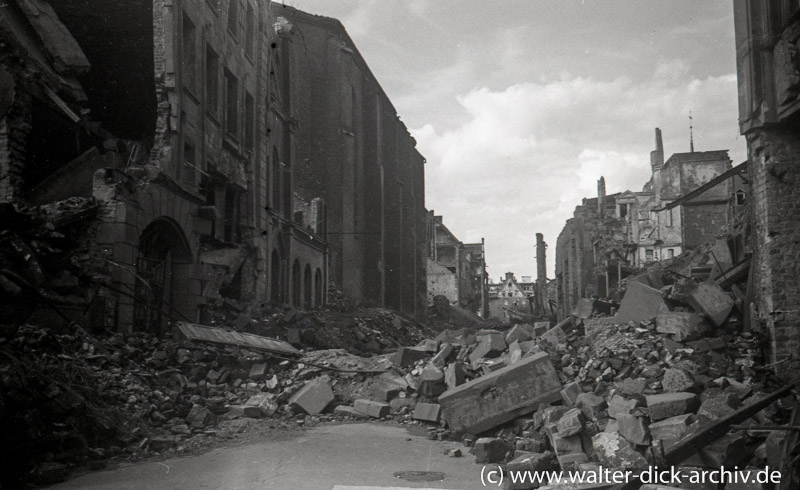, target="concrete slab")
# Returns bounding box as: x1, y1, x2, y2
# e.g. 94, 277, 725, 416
614, 282, 668, 324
